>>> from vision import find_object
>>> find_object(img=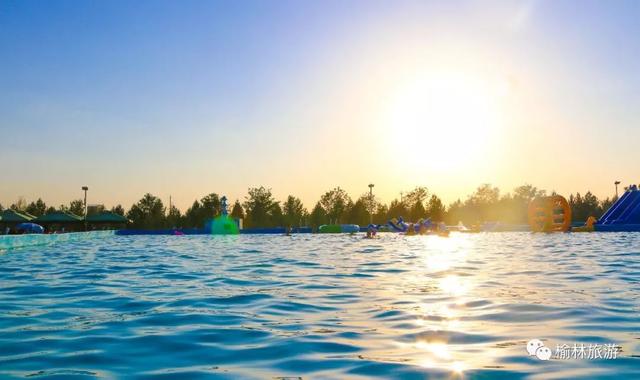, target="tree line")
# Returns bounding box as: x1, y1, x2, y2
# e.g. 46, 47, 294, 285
0, 184, 618, 230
